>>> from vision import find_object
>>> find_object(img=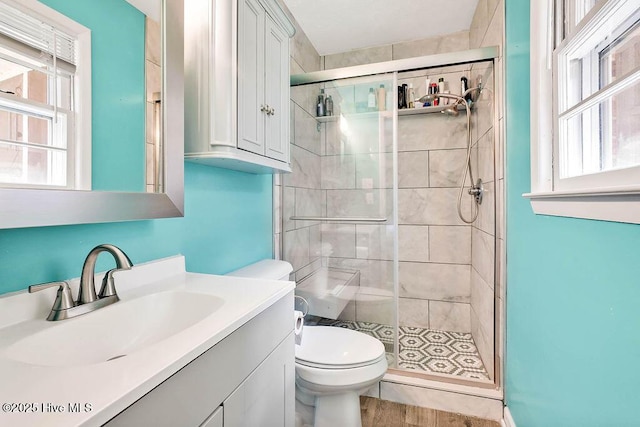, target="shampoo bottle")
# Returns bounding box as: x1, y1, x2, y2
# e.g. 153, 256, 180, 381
401, 84, 408, 109
424, 79, 431, 106
368, 88, 376, 109
460, 77, 469, 97
377, 84, 386, 111
325, 95, 334, 116
316, 89, 326, 116
407, 83, 416, 108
